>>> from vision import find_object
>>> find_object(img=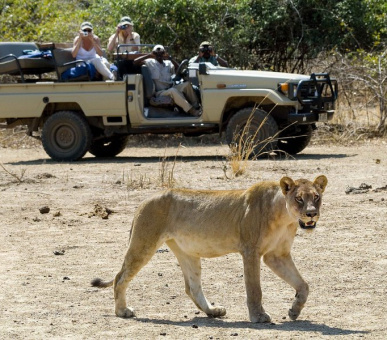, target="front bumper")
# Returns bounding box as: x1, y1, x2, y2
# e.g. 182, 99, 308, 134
288, 110, 335, 124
